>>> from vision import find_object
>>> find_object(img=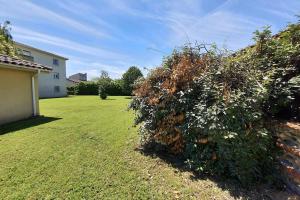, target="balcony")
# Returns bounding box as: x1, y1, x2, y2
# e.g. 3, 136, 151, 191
21, 55, 34, 62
